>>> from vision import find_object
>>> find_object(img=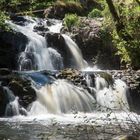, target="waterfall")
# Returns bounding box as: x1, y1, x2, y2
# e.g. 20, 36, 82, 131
5, 97, 20, 116
9, 20, 54, 70
48, 20, 62, 33
95, 77, 130, 111
7, 17, 89, 70
7, 17, 64, 71
28, 79, 96, 115
3, 87, 20, 116
4, 16, 131, 117
48, 47, 64, 70
62, 34, 87, 69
